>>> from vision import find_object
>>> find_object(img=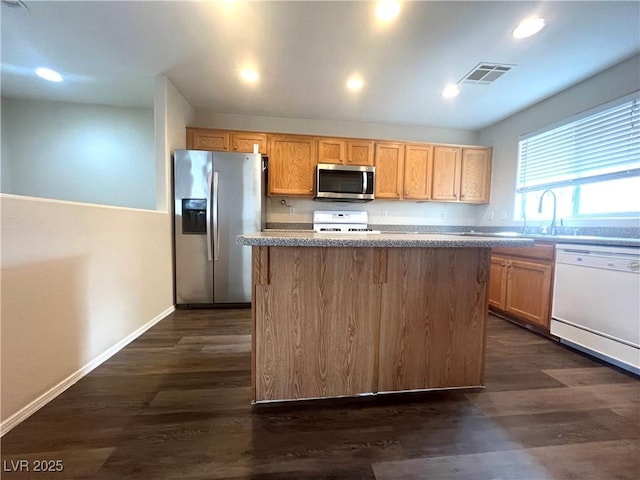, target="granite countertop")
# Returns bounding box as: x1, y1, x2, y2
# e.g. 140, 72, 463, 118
436, 232, 640, 248
510, 234, 639, 247
238, 231, 535, 248
260, 227, 640, 248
